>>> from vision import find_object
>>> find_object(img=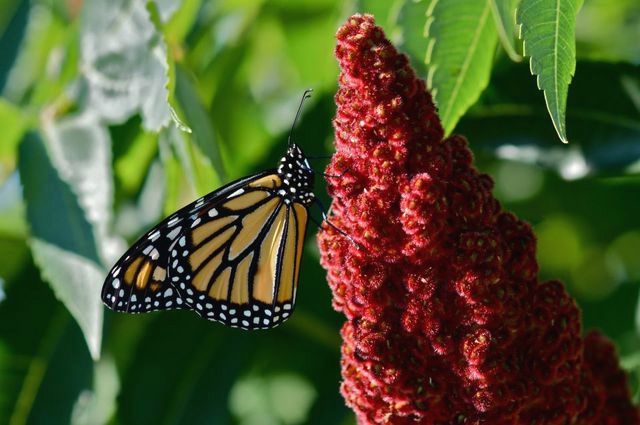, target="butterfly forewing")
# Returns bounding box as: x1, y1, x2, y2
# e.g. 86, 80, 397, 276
170, 174, 309, 330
